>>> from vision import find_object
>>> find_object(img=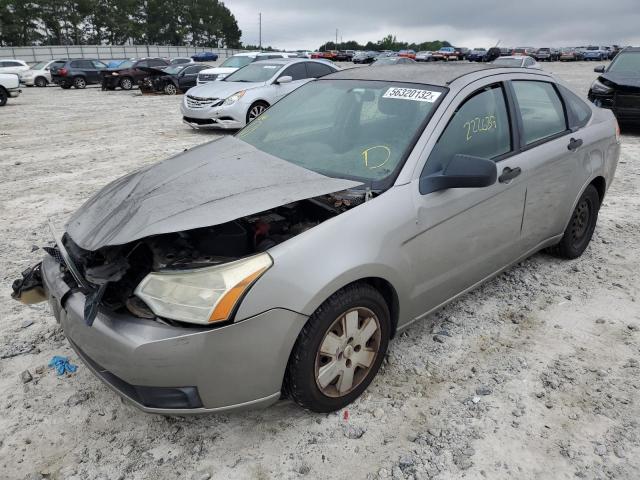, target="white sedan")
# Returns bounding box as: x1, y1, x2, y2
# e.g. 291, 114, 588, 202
19, 60, 56, 87
181, 59, 338, 130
